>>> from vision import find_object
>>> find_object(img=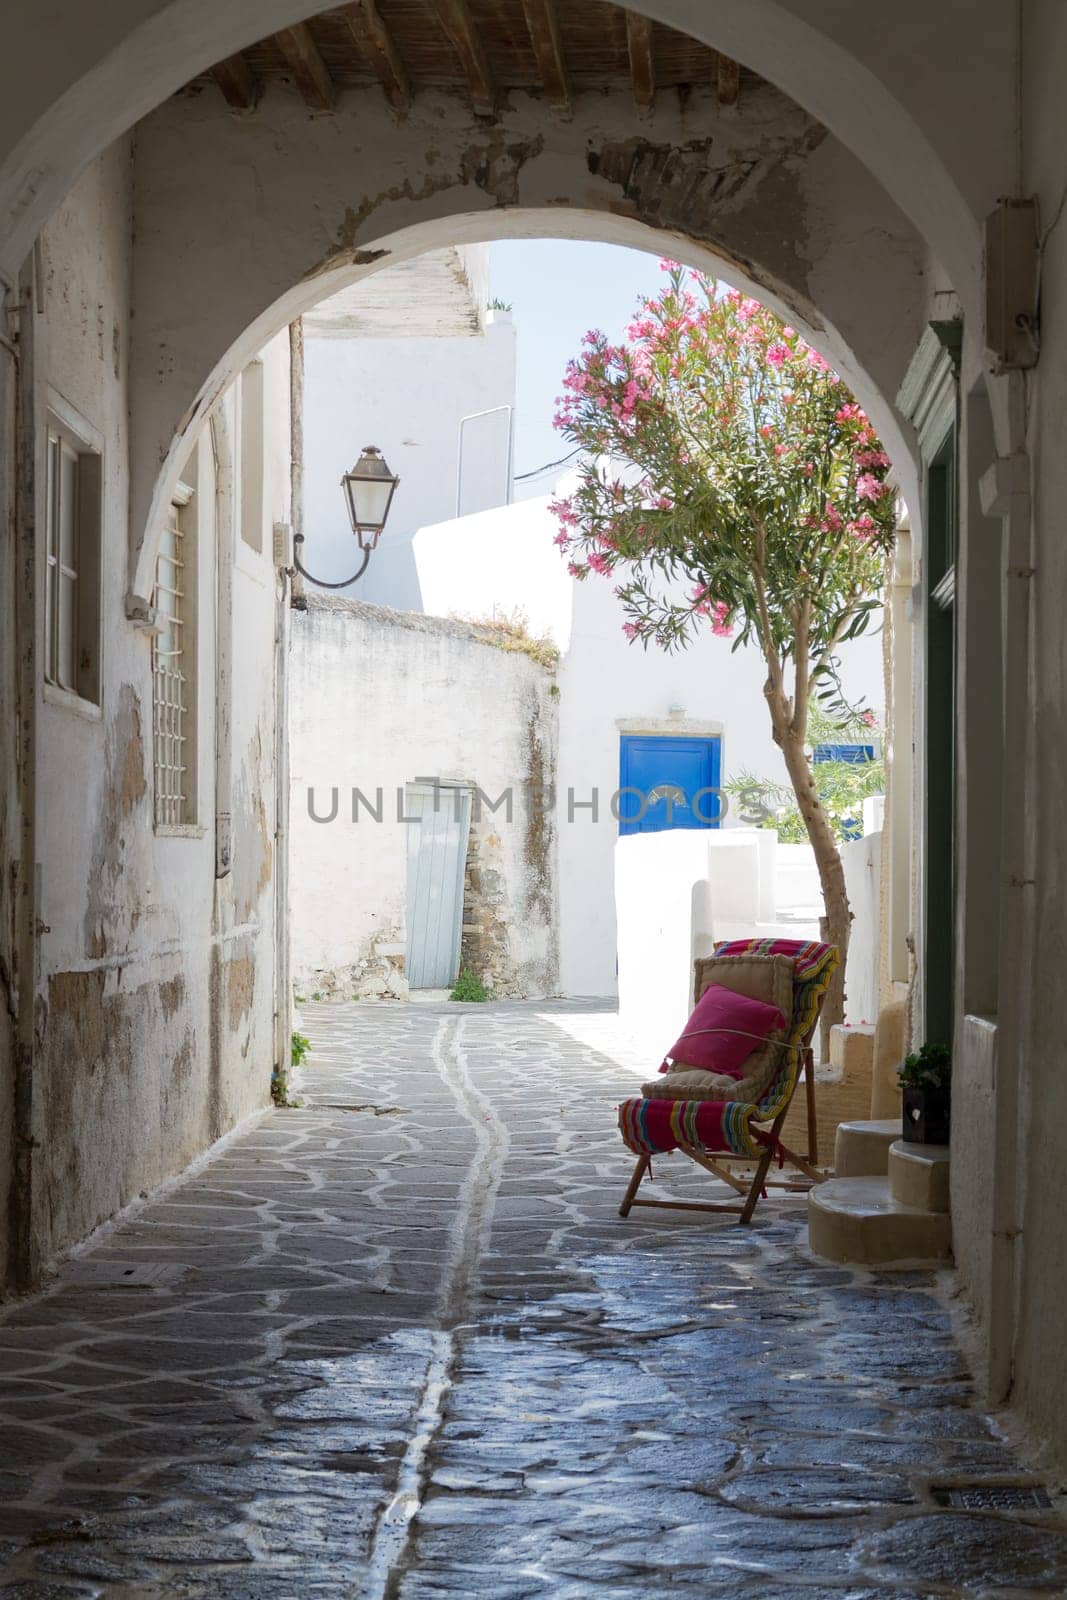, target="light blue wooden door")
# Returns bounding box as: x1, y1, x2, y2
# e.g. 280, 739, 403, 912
405, 784, 472, 989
